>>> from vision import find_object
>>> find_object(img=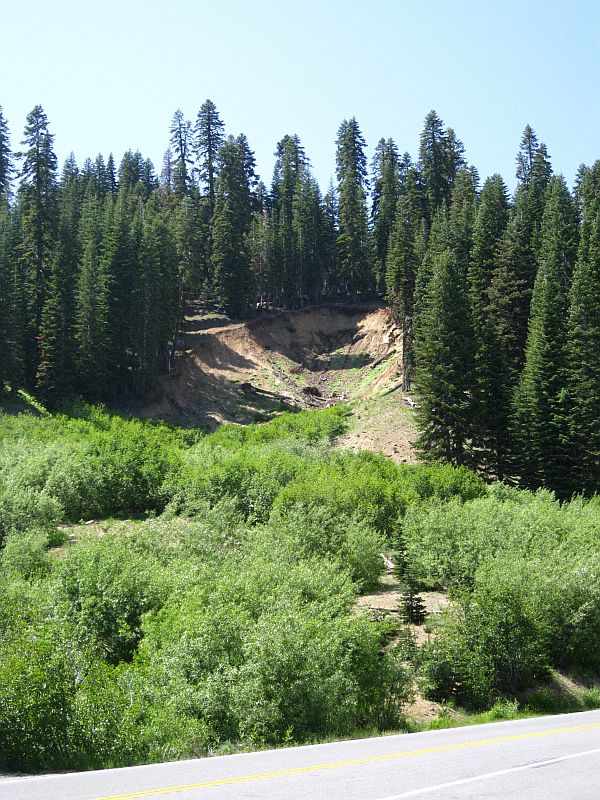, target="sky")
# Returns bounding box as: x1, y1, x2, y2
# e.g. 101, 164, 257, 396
1, 0, 598, 194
